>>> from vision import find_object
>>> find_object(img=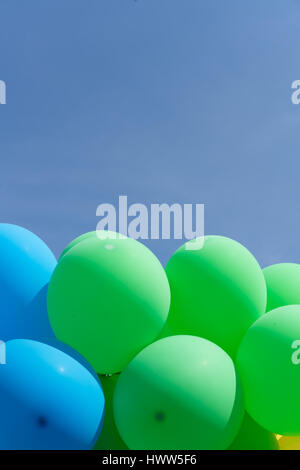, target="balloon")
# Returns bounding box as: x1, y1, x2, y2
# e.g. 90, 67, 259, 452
263, 263, 300, 311
164, 236, 266, 357
59, 230, 97, 260
0, 224, 57, 341
278, 436, 300, 450
0, 339, 104, 449
114, 335, 244, 450
45, 338, 99, 381
94, 374, 128, 450
229, 413, 279, 450
236, 305, 300, 435
47, 231, 170, 374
